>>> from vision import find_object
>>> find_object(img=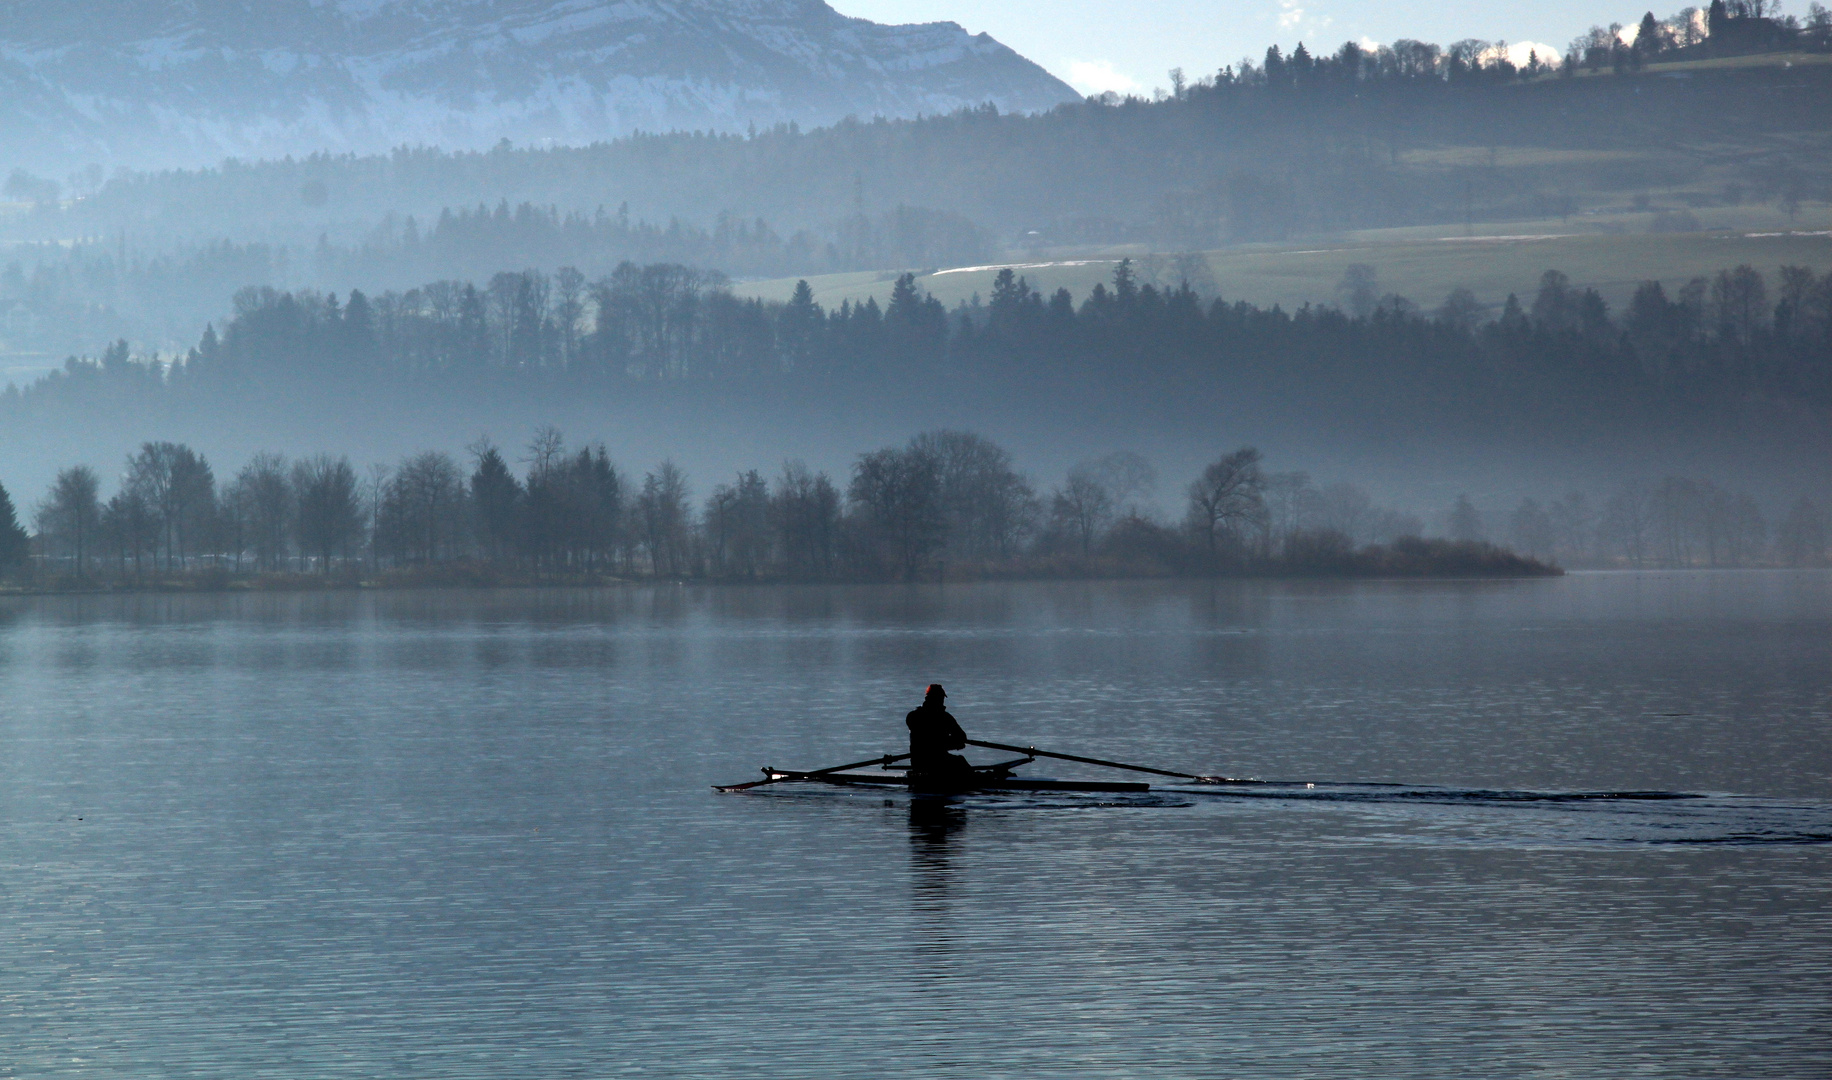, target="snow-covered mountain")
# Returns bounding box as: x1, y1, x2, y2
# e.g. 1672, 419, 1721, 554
0, 0, 1079, 174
